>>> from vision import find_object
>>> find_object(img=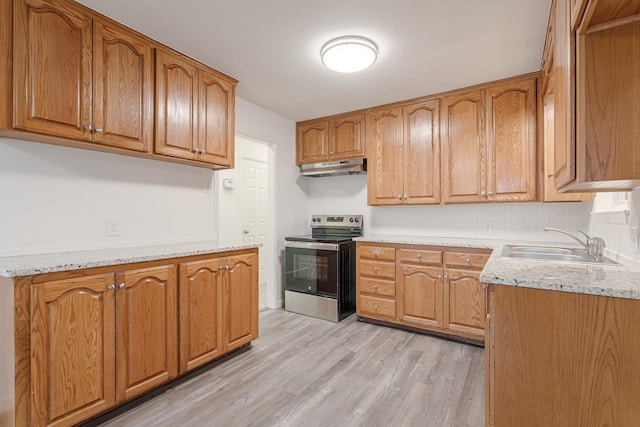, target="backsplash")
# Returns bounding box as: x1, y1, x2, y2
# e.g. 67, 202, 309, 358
307, 174, 592, 242
590, 188, 640, 263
